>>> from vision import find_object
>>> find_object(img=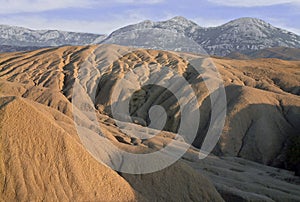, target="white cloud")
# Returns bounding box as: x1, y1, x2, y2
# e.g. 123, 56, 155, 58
207, 0, 300, 7
0, 0, 164, 14
0, 0, 90, 14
